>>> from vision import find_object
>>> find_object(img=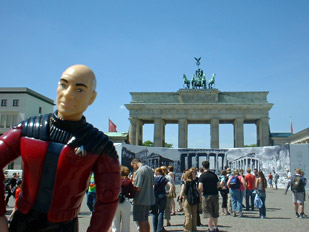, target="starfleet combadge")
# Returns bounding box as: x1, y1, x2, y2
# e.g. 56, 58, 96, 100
75, 145, 86, 157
